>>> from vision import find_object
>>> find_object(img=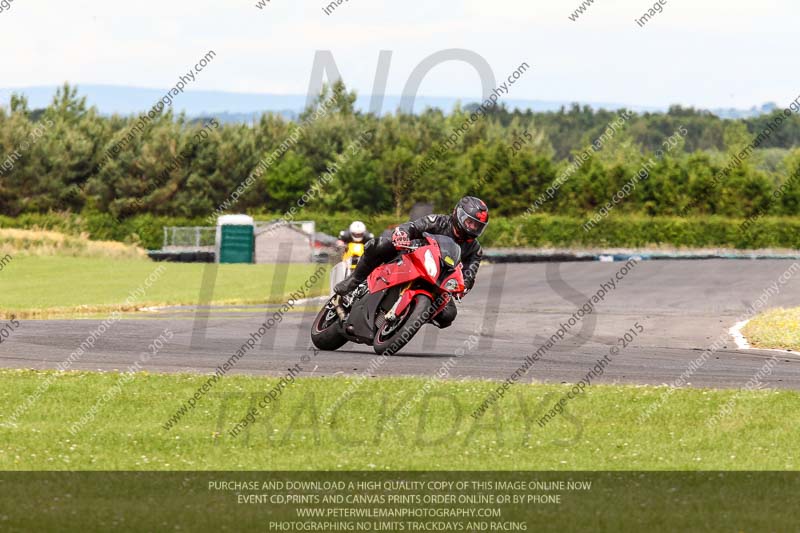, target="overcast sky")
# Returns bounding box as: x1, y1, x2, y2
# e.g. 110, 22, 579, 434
1, 0, 798, 109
